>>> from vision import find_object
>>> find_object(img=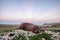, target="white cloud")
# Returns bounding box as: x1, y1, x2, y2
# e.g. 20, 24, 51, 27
36, 6, 60, 22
